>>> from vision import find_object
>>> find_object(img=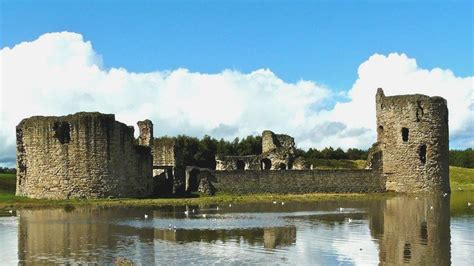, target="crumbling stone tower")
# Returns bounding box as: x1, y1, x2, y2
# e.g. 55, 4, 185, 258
137, 119, 153, 147
261, 130, 296, 170
376, 88, 449, 193
16, 112, 154, 199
